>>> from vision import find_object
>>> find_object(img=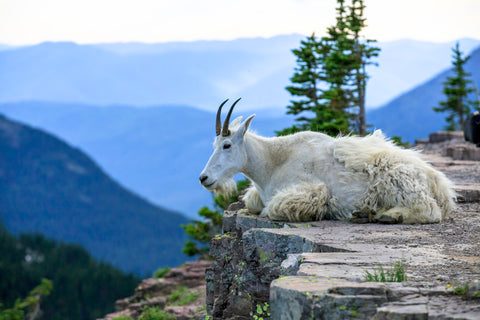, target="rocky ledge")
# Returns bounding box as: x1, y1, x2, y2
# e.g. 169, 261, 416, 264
206, 136, 480, 320
99, 260, 212, 320
102, 133, 480, 320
